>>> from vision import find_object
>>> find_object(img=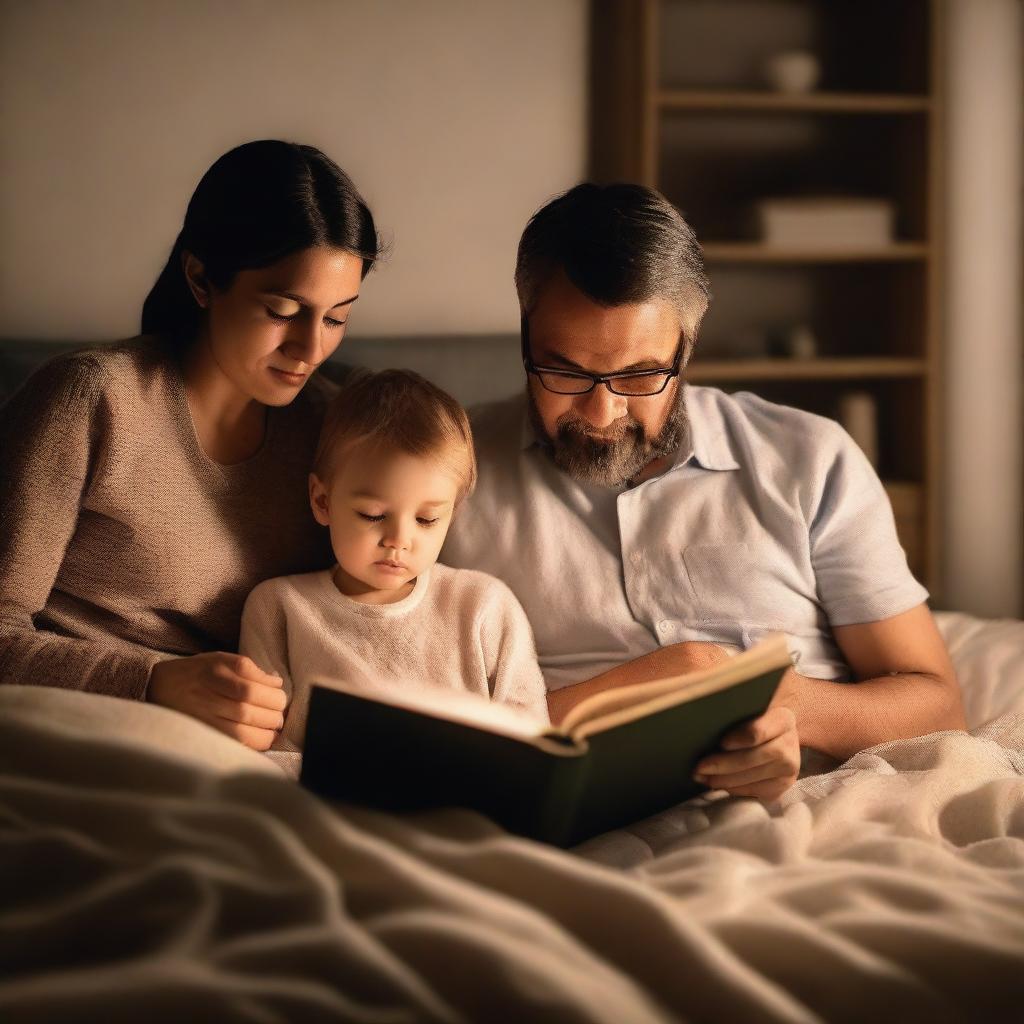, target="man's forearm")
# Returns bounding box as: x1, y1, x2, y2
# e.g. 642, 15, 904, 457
780, 669, 967, 761
547, 641, 730, 725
